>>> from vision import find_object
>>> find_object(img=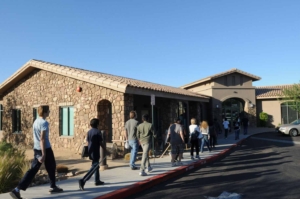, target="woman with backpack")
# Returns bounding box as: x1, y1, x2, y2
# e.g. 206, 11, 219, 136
189, 118, 202, 160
